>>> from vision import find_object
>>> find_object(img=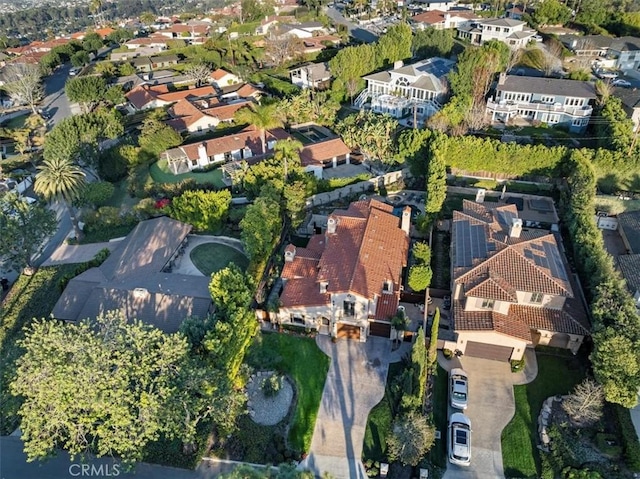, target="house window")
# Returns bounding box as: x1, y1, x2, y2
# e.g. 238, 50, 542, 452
395, 77, 410, 87
572, 118, 586, 126
343, 300, 356, 317
530, 292, 544, 304
480, 299, 495, 309
290, 314, 305, 325
548, 114, 559, 124
540, 96, 555, 104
